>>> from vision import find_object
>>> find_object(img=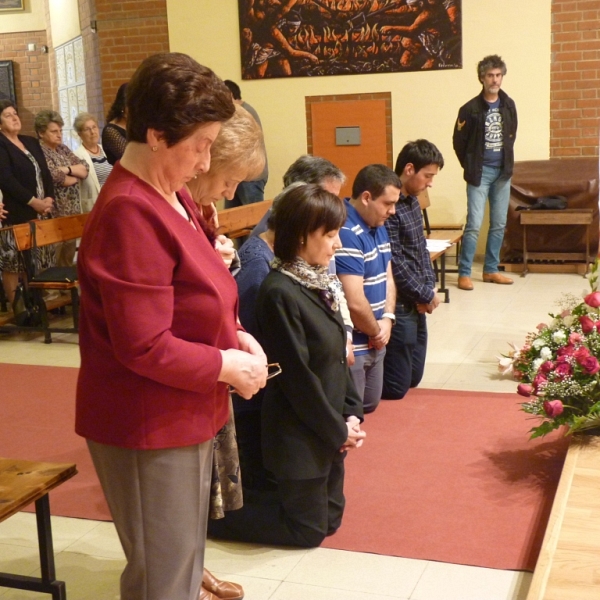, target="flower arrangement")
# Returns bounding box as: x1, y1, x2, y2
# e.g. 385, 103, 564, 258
499, 260, 600, 438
